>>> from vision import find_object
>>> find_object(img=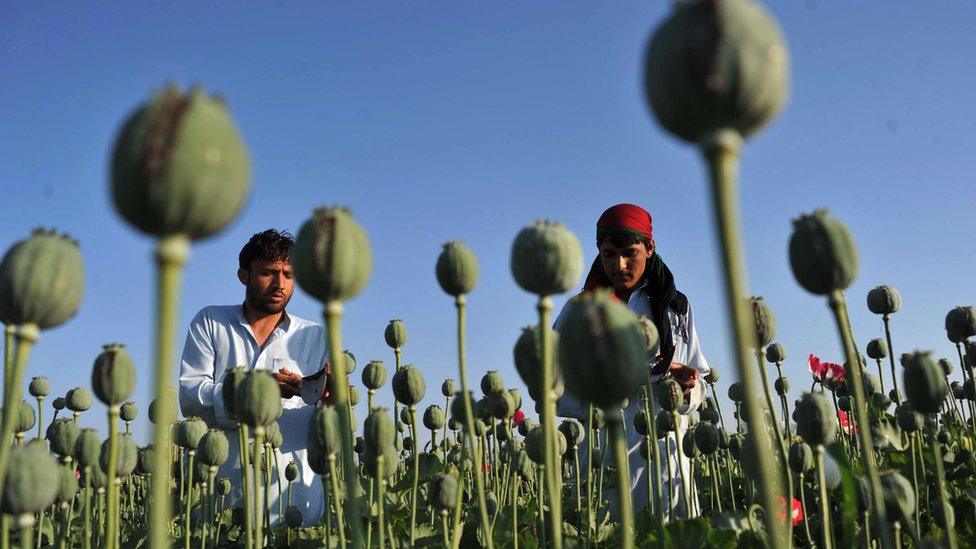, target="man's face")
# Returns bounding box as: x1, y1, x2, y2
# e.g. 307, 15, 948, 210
599, 240, 653, 292
239, 259, 294, 315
